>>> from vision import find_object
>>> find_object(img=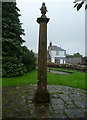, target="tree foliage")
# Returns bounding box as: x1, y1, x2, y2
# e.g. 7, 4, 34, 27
66, 52, 82, 58
73, 0, 87, 10
21, 46, 36, 72
2, 2, 36, 77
